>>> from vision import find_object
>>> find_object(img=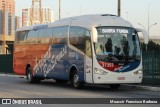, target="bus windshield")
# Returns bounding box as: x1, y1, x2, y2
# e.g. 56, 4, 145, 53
94, 27, 141, 65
